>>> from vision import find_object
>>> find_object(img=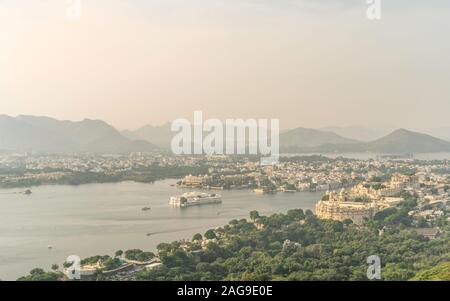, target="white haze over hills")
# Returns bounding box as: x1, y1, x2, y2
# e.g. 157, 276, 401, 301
0, 115, 156, 153
320, 126, 450, 142
1, 115, 449, 154
319, 126, 395, 142
420, 127, 450, 142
